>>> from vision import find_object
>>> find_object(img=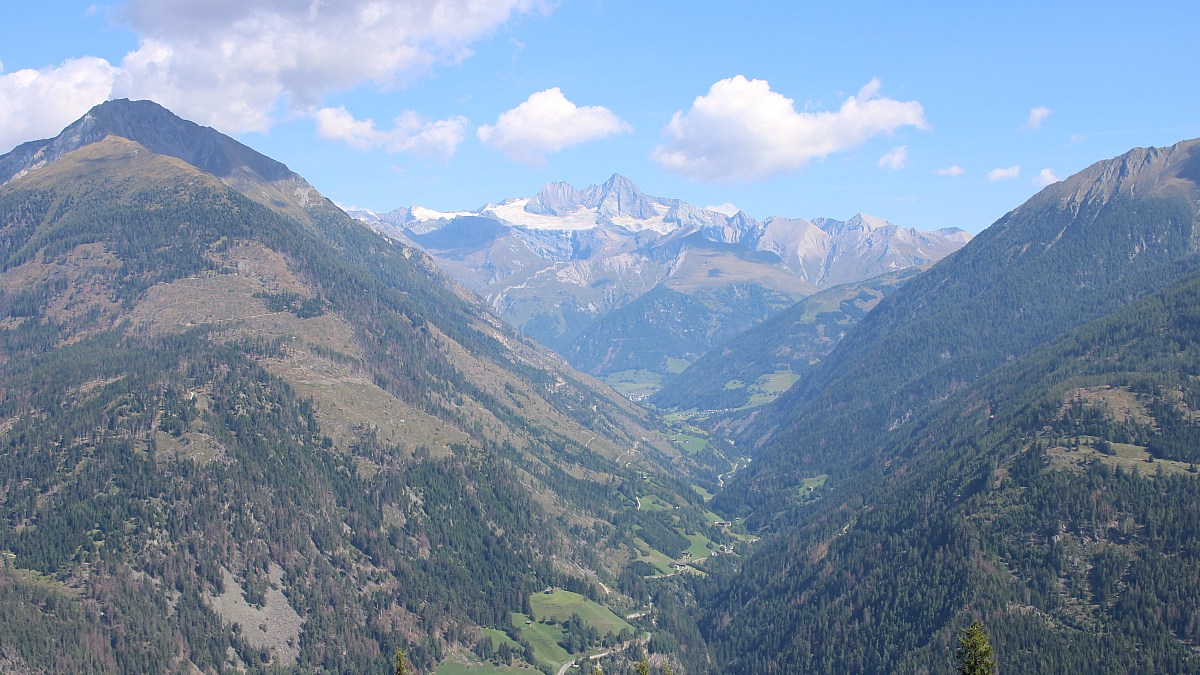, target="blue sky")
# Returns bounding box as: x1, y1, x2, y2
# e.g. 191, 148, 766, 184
2, 1, 1198, 233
